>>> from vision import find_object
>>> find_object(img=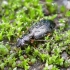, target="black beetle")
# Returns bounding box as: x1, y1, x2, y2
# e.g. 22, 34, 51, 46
16, 19, 56, 47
